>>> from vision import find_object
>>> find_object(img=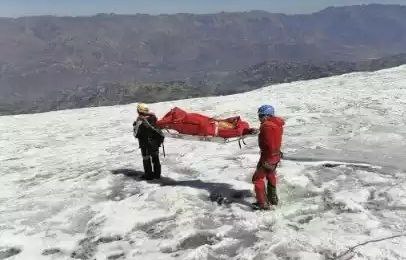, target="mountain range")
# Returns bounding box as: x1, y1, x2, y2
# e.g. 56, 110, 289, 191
1, 4, 406, 114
